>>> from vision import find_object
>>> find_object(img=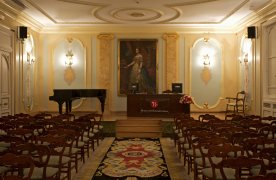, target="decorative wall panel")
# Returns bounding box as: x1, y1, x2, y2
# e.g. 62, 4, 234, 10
191, 38, 222, 109
97, 34, 114, 89
163, 33, 178, 90
53, 38, 86, 88
52, 38, 86, 110
97, 34, 114, 112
